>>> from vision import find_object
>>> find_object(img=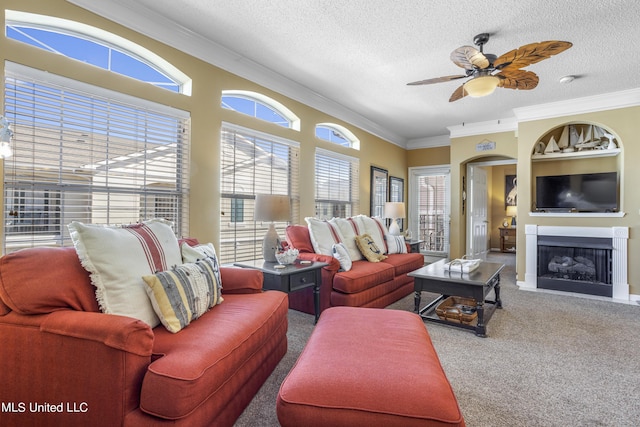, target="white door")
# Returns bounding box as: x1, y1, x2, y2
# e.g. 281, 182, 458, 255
467, 165, 489, 260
